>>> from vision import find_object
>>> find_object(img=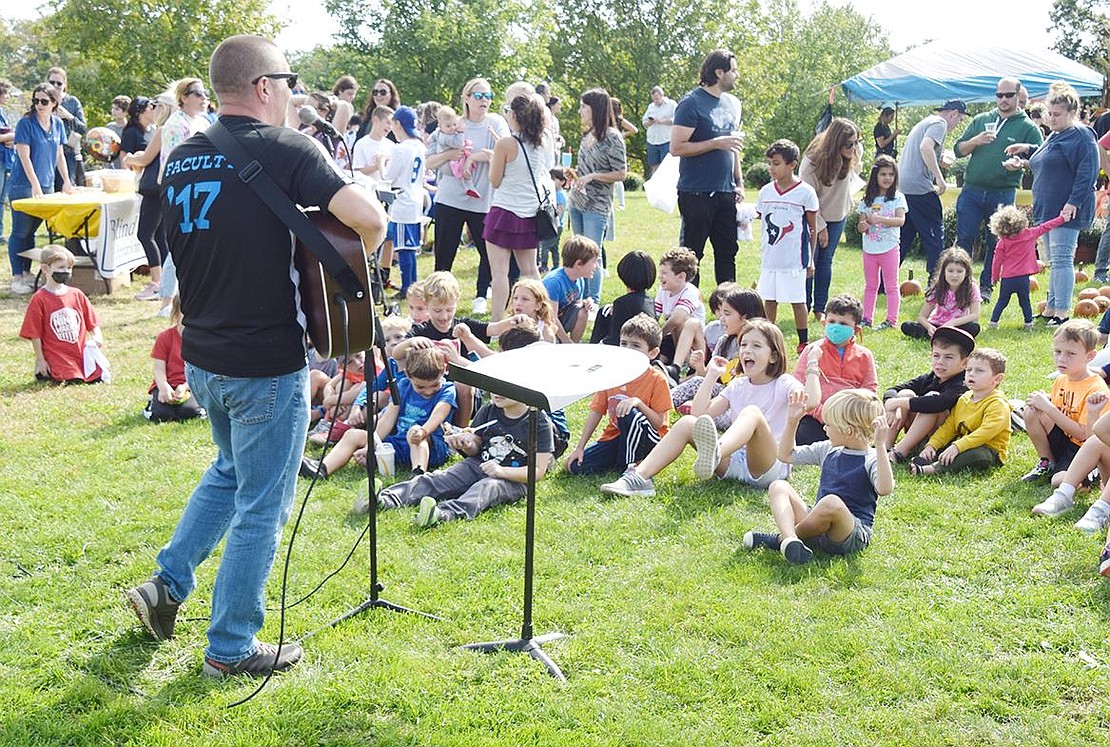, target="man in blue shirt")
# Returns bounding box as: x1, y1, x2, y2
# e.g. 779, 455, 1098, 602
671, 49, 745, 287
